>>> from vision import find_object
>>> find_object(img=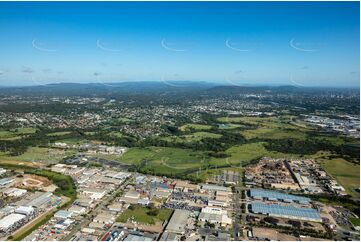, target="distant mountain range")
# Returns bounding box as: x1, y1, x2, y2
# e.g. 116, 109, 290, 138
0, 81, 358, 96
